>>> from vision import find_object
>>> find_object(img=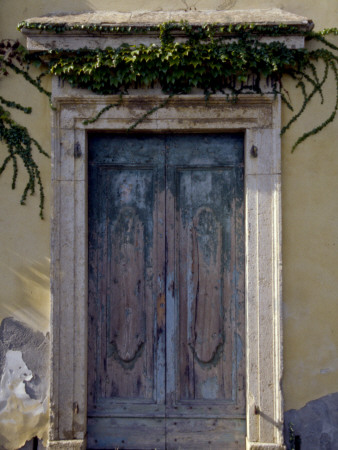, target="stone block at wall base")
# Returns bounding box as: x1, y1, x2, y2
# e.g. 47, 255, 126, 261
284, 392, 338, 450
